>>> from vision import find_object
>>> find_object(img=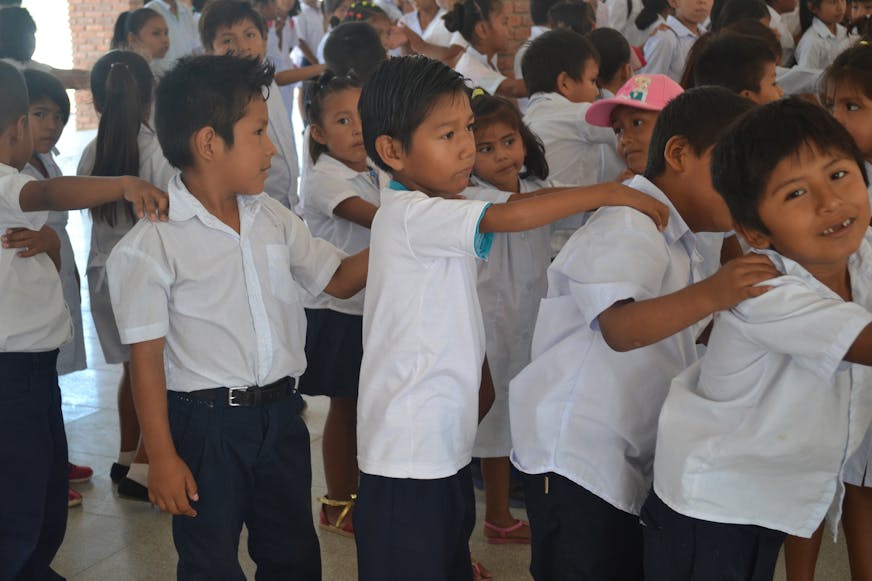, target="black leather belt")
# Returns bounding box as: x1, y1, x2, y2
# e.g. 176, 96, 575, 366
181, 377, 297, 407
